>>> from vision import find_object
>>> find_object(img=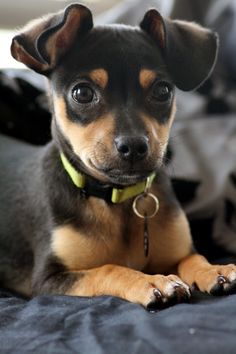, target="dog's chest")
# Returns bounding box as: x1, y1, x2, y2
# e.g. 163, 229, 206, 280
51, 198, 150, 271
